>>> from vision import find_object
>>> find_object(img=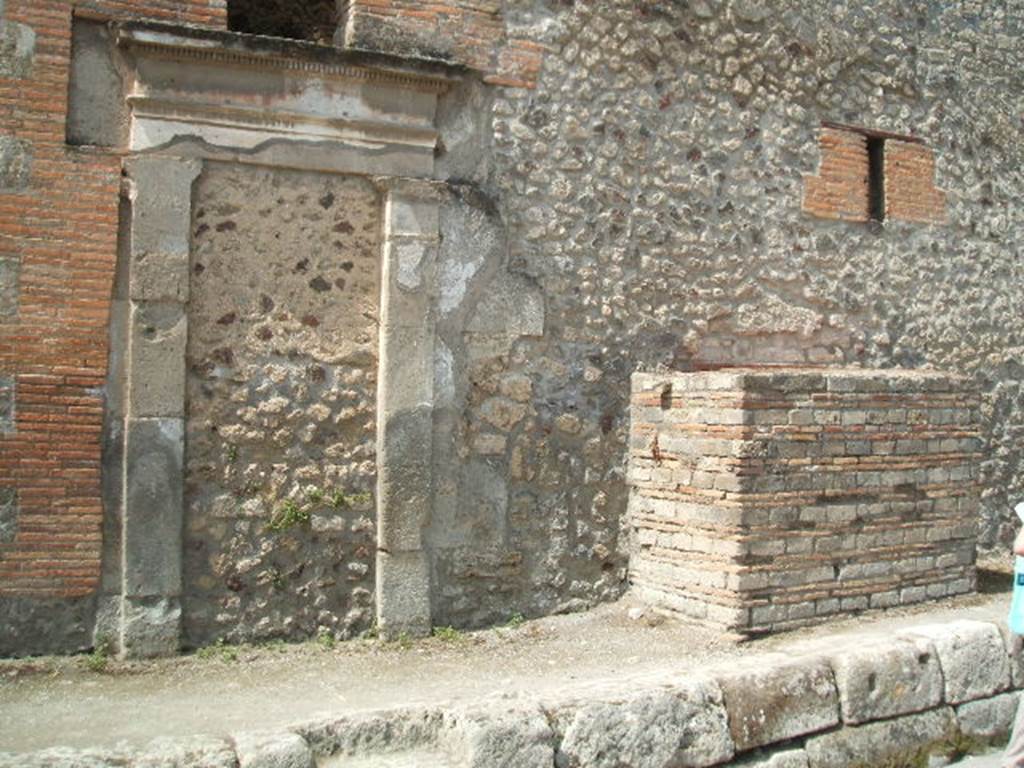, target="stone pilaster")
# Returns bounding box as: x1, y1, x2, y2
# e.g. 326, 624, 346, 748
118, 156, 201, 658
375, 179, 444, 638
